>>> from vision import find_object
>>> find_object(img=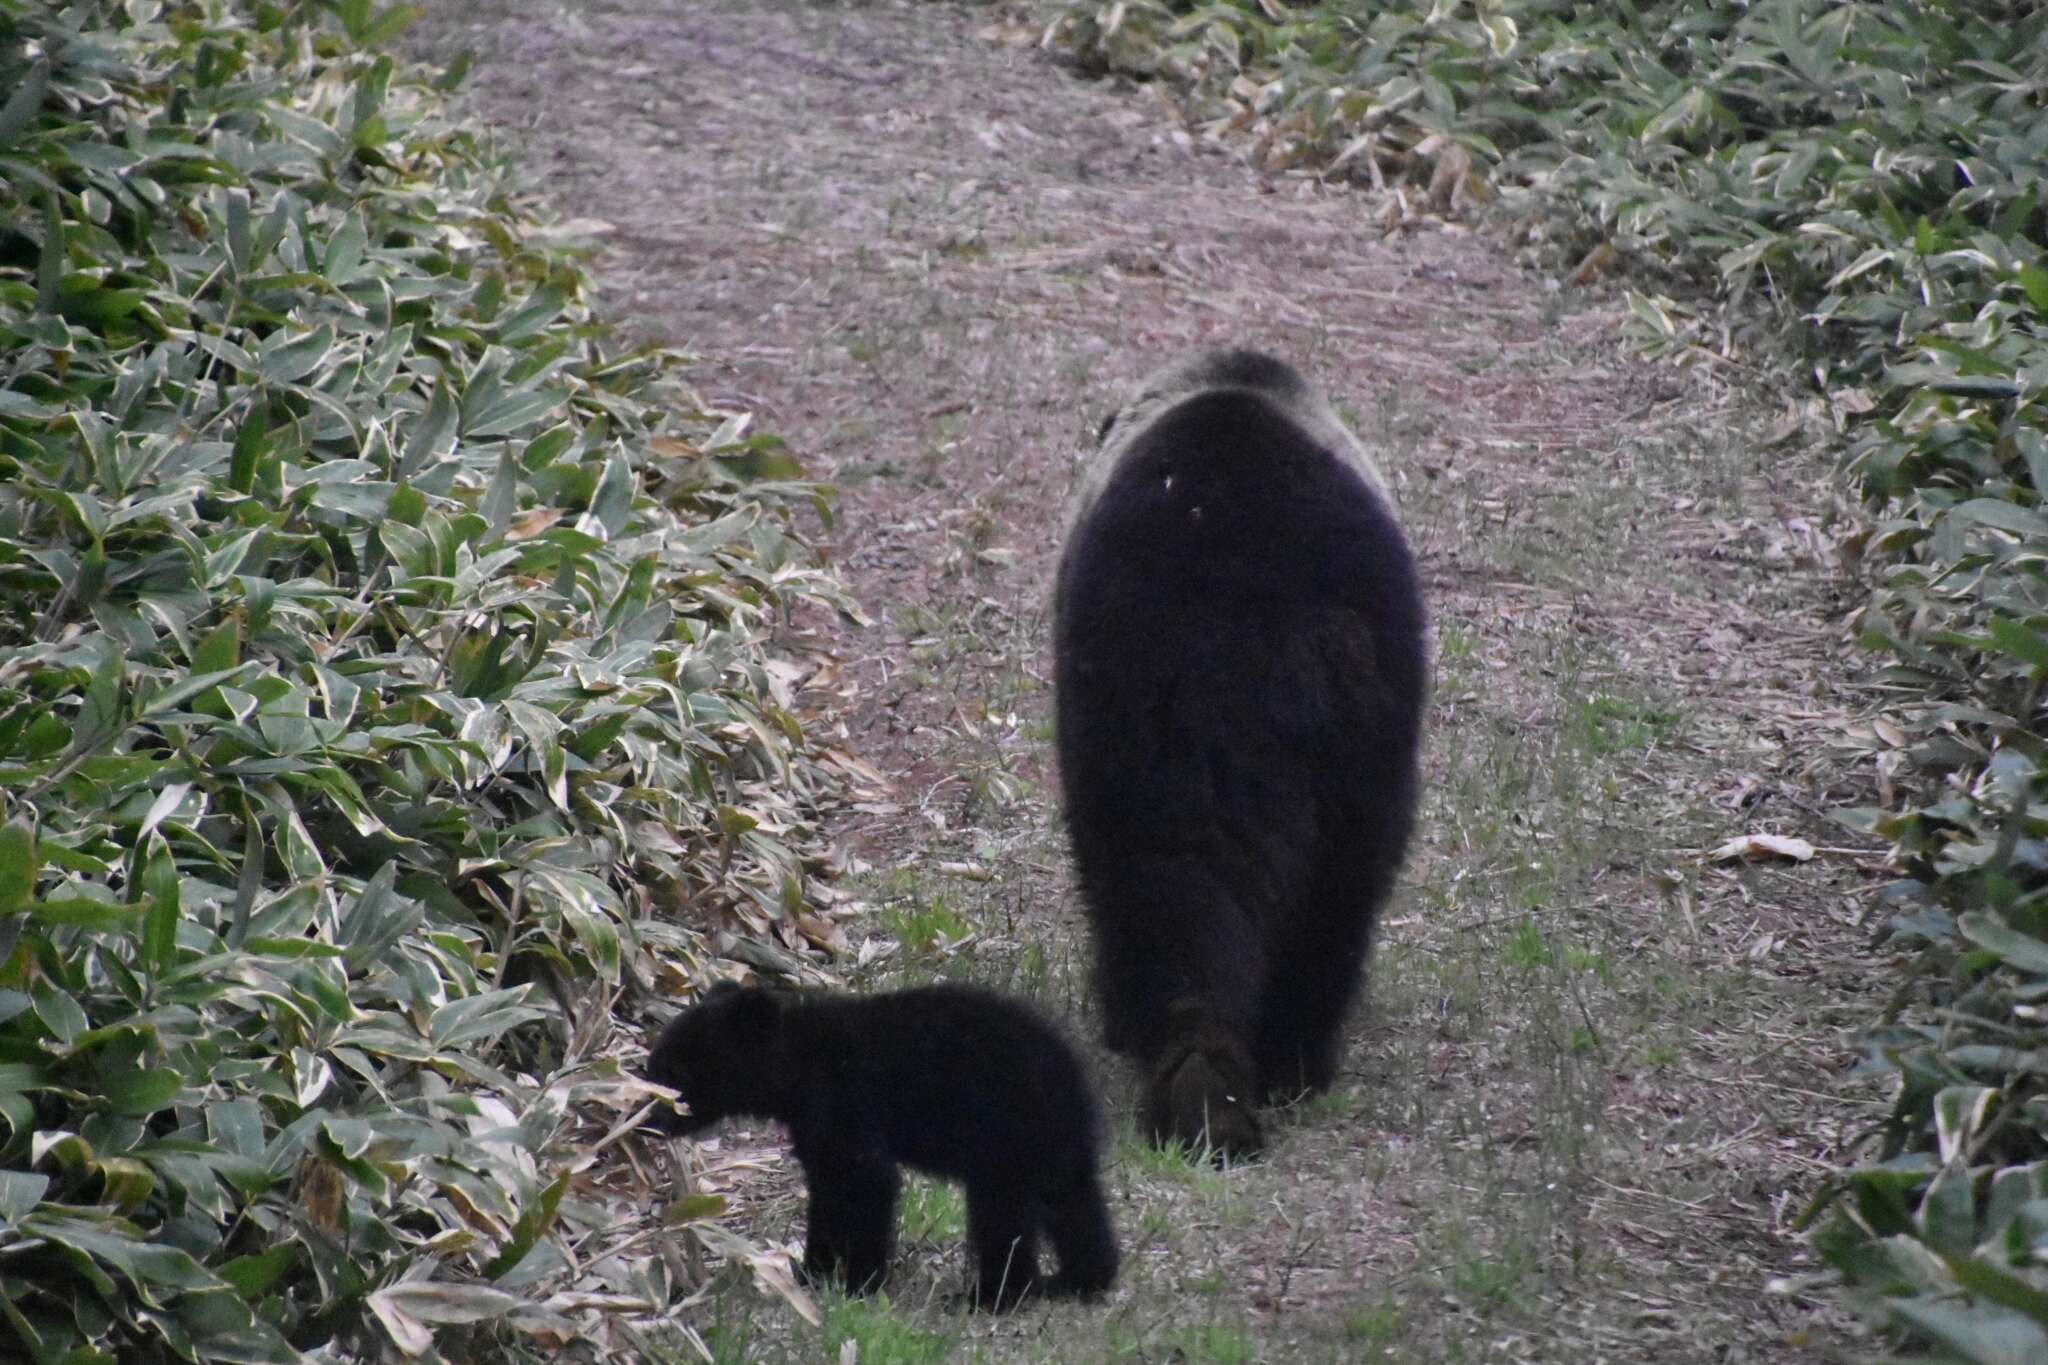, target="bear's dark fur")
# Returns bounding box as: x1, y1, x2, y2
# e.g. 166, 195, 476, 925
644, 981, 1118, 1310
1054, 349, 1427, 1157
